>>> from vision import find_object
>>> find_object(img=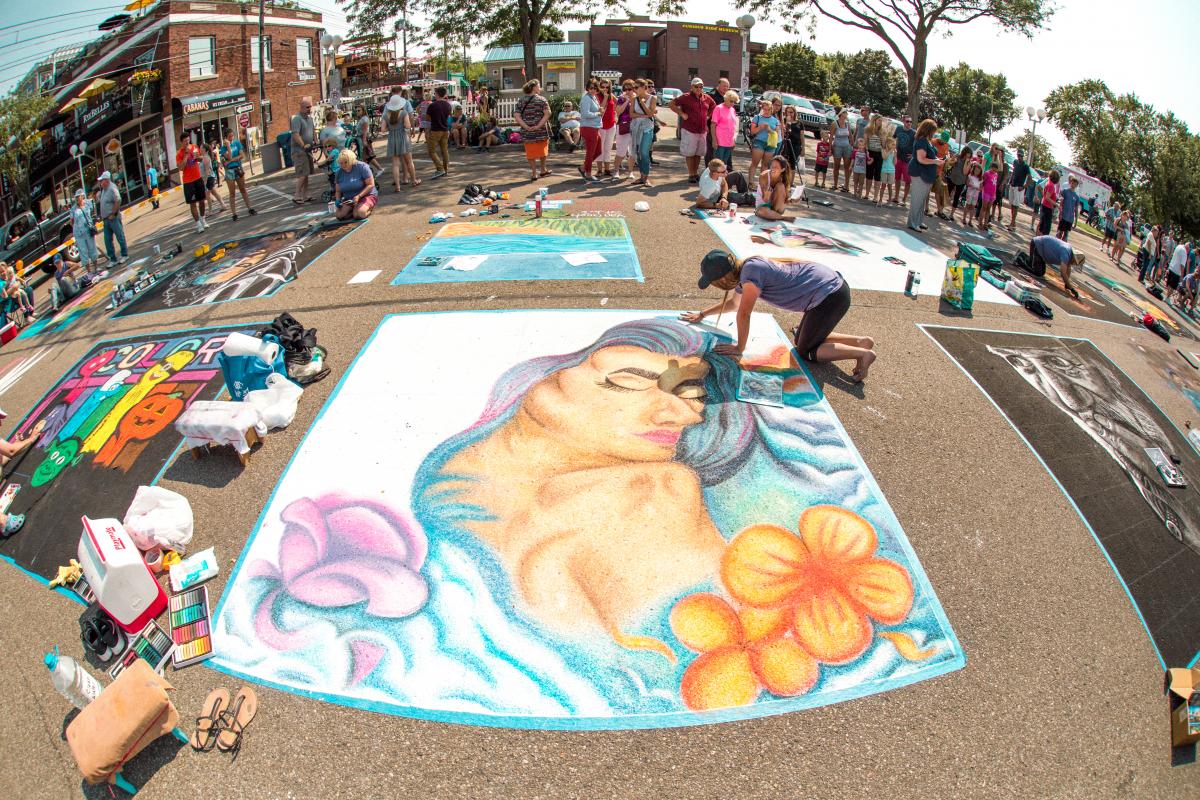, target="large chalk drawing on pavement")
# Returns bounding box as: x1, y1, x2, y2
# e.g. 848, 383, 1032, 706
923, 325, 1200, 668
212, 310, 963, 729
391, 218, 643, 284
113, 221, 363, 317
0, 326, 245, 581
699, 213, 1014, 304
